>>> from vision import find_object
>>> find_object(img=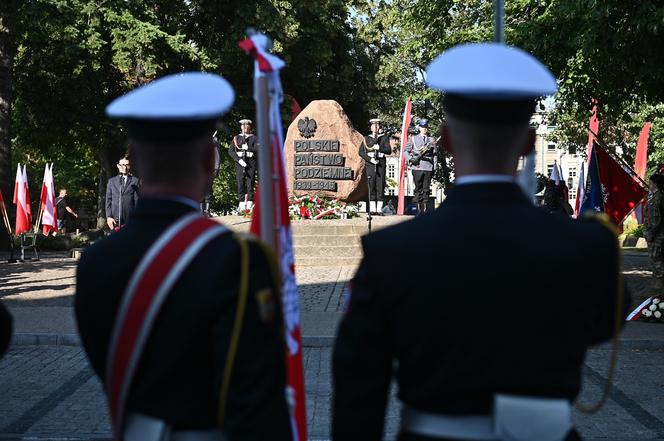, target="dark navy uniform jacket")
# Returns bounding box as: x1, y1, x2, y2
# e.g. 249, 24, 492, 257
333, 182, 630, 441
76, 198, 292, 440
